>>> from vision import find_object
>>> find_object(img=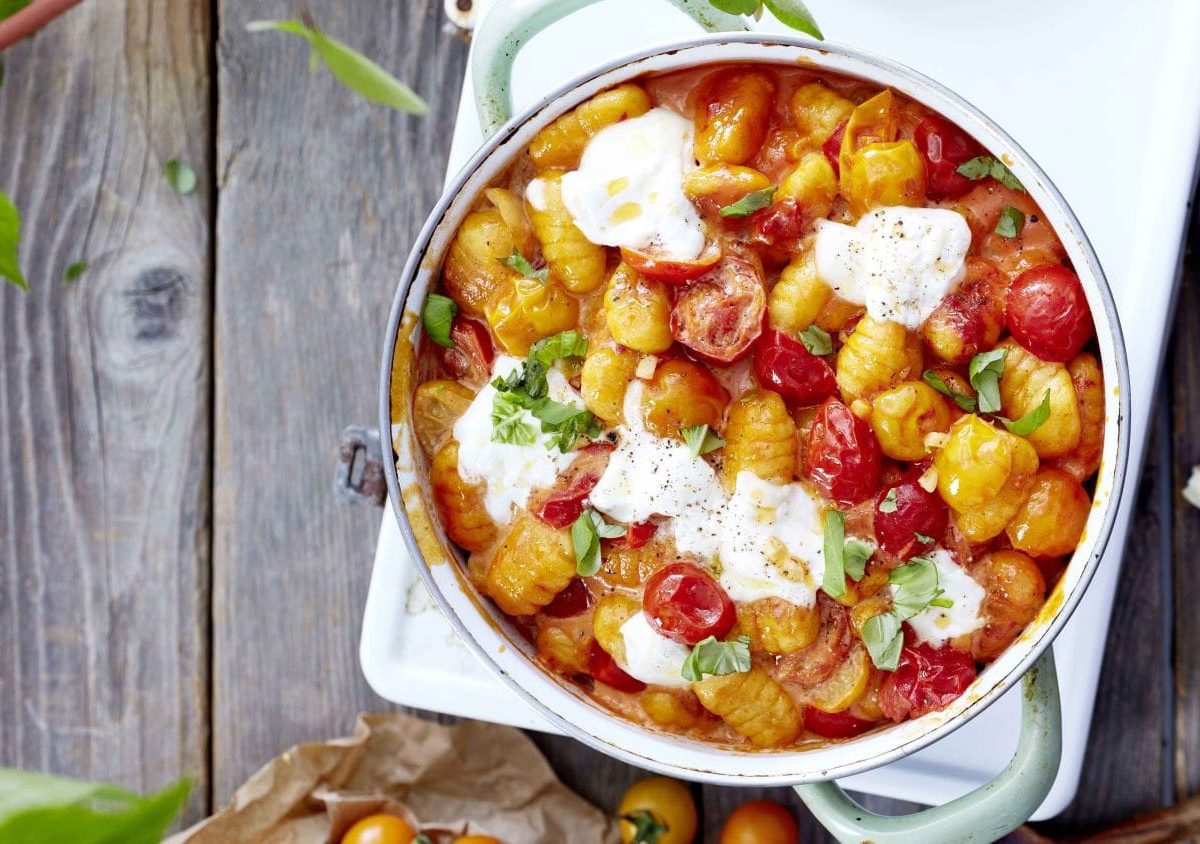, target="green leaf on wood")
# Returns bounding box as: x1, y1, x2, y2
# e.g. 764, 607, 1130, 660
62, 260, 87, 286
0, 191, 27, 290
164, 159, 197, 195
